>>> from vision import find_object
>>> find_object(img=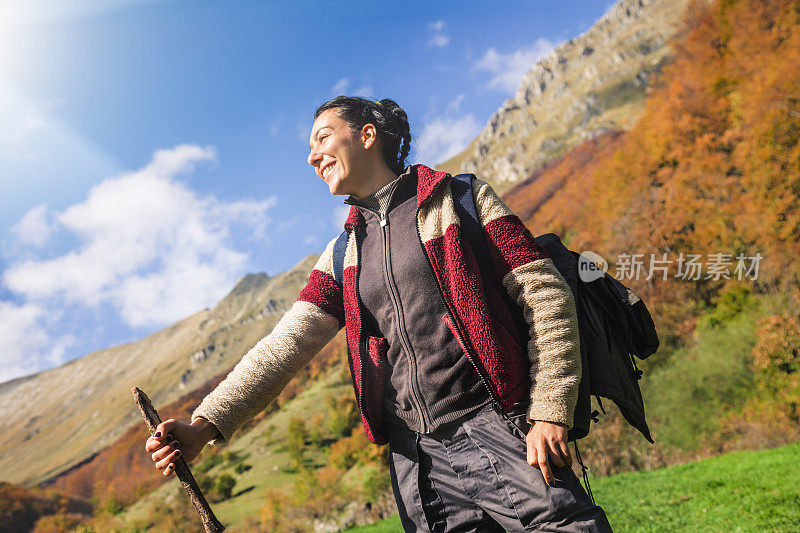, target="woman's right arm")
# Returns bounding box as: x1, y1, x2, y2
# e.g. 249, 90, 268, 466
190, 235, 346, 445
146, 235, 346, 476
